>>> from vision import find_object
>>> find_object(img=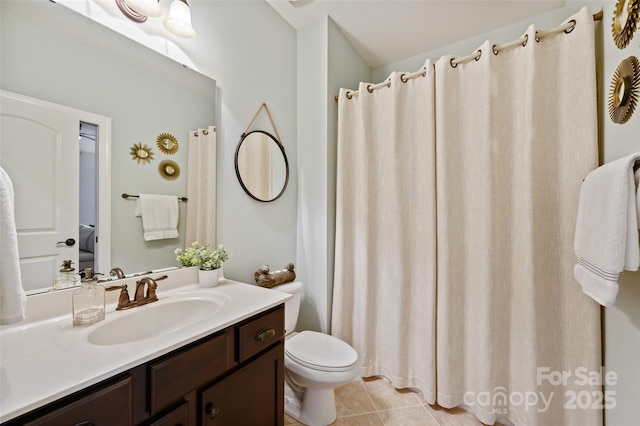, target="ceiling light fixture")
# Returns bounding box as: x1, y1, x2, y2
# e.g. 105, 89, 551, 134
116, 0, 196, 38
